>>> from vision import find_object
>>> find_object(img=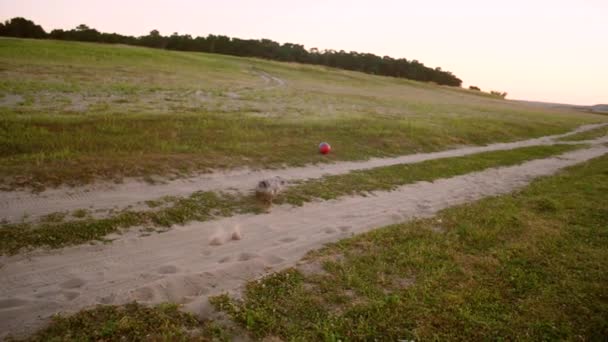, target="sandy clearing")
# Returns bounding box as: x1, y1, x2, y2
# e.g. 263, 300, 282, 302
0, 94, 24, 107
0, 94, 25, 107
254, 70, 286, 88
1, 144, 606, 338
1, 123, 606, 223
